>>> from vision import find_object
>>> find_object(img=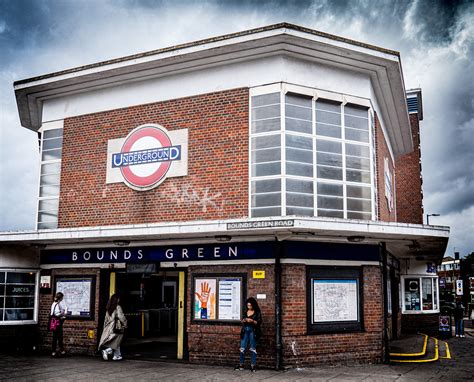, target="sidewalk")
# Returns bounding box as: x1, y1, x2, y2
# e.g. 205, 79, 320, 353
1, 335, 472, 381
